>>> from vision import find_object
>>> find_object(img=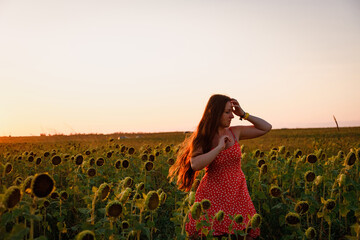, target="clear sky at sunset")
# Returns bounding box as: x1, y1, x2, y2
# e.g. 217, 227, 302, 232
1, 0, 359, 136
